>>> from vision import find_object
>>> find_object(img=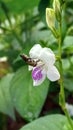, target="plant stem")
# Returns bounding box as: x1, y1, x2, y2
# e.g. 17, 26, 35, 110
58, 15, 73, 129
